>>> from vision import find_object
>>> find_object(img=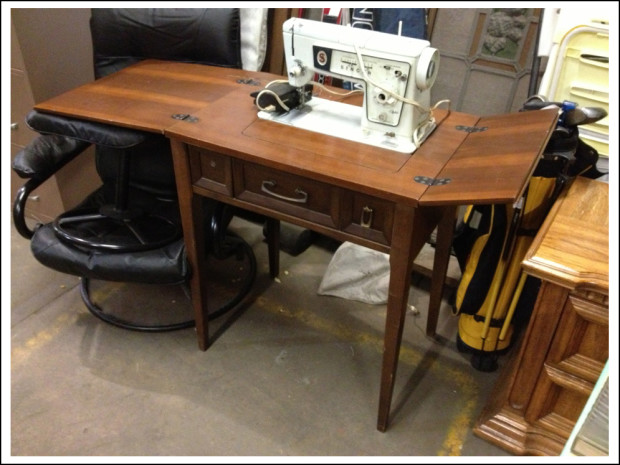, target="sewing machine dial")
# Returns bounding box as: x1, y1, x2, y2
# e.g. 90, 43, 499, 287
319, 49, 410, 126
368, 78, 406, 126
